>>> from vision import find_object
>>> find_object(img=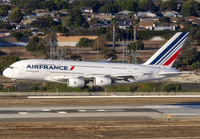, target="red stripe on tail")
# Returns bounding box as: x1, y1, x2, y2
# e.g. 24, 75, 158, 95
163, 48, 181, 66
